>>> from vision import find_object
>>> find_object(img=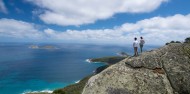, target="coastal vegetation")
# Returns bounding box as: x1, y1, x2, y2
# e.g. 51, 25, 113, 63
166, 37, 190, 45
165, 41, 181, 45
185, 37, 190, 43
52, 56, 127, 94
90, 56, 127, 65
53, 75, 92, 94
182, 43, 190, 58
